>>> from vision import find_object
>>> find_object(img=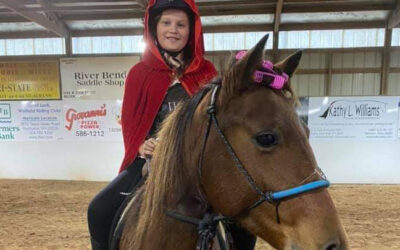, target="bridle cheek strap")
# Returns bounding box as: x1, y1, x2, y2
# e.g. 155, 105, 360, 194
202, 85, 330, 223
